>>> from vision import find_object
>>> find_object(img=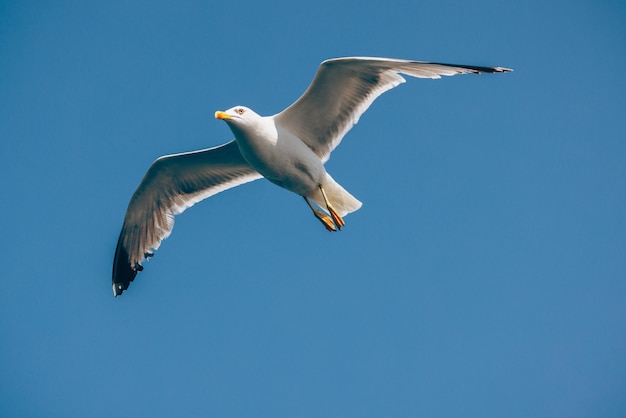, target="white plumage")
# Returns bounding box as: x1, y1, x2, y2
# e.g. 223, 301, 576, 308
112, 57, 511, 296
